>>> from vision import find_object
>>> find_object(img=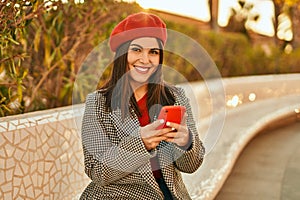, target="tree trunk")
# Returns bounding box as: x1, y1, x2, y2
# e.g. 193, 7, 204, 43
272, 1, 281, 45
290, 5, 300, 49
209, 0, 219, 32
